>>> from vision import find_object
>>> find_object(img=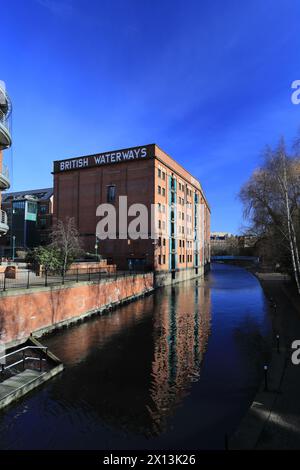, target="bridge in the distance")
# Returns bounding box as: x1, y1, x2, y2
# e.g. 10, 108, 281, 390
211, 255, 259, 266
